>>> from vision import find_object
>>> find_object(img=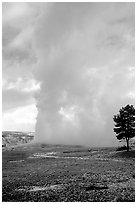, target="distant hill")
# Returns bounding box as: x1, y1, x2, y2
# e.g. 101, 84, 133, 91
2, 131, 34, 148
